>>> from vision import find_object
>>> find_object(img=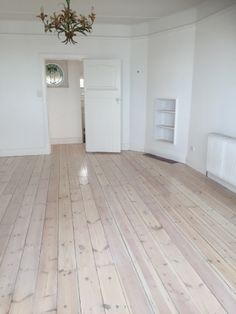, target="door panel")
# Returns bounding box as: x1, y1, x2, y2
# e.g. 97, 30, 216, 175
84, 60, 121, 152
85, 64, 119, 90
